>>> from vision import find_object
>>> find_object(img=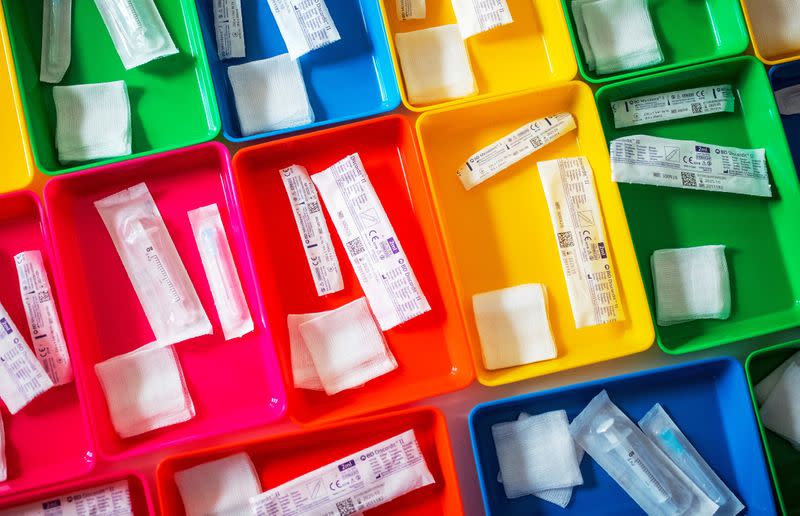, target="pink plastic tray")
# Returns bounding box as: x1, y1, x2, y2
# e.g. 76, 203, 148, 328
0, 191, 93, 498
0, 472, 154, 513
233, 115, 474, 425
43, 143, 286, 461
